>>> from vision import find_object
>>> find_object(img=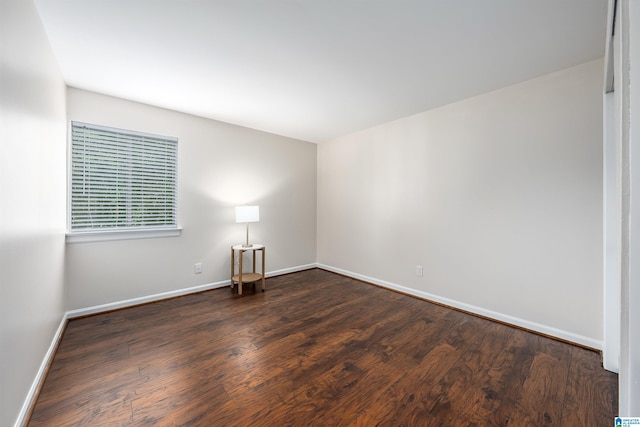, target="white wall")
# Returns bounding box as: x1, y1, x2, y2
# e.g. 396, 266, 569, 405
65, 88, 317, 311
603, 89, 620, 372
619, 0, 640, 415
602, 0, 620, 375
628, 0, 640, 413
318, 60, 604, 347
0, 0, 67, 425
